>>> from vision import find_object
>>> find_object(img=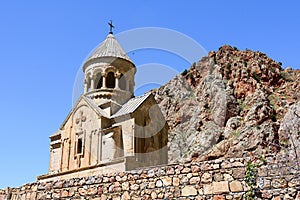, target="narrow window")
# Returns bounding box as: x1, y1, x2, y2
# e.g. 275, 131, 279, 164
77, 138, 83, 154
106, 72, 115, 88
